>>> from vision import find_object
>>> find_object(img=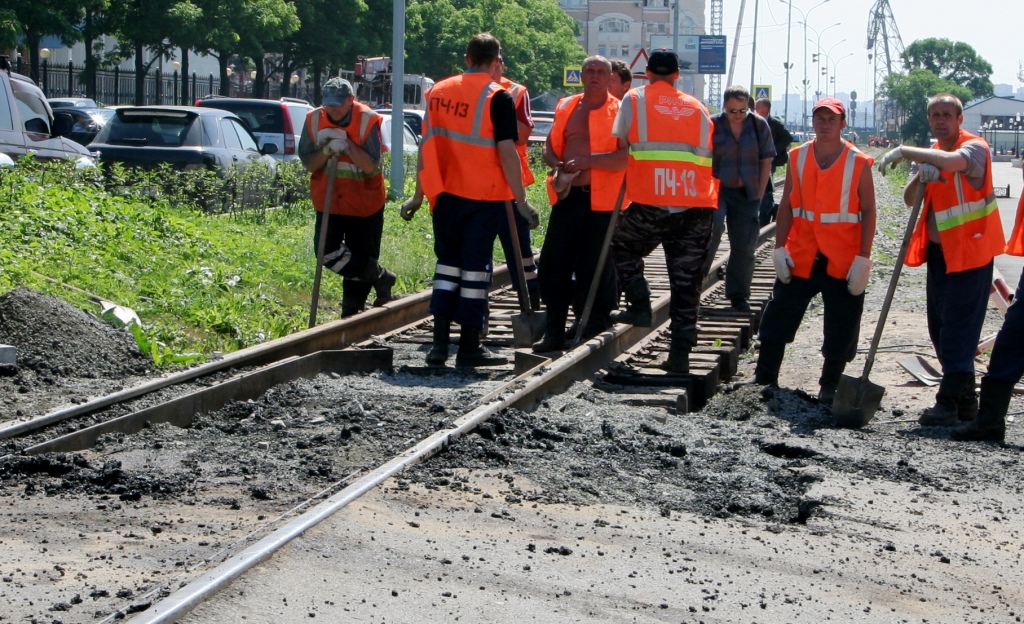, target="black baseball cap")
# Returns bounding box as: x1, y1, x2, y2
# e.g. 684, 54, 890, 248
647, 49, 679, 76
